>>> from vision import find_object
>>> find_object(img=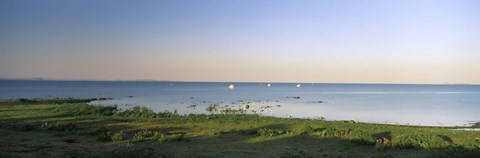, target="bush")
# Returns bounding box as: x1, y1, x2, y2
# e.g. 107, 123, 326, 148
133, 129, 157, 141
315, 128, 350, 137
116, 106, 157, 118
391, 133, 449, 149
111, 131, 125, 142
375, 138, 391, 151
156, 110, 178, 118
133, 129, 184, 142
257, 128, 291, 137
164, 134, 185, 142
346, 129, 376, 145
92, 127, 110, 135
97, 129, 125, 142
41, 121, 76, 132
297, 125, 314, 135
58, 104, 118, 116
206, 105, 217, 113
97, 131, 113, 142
